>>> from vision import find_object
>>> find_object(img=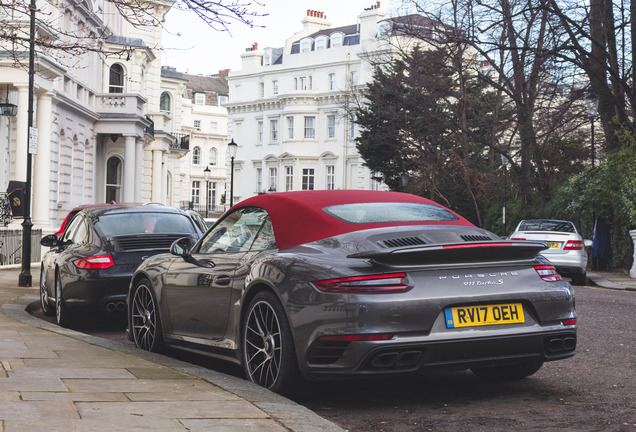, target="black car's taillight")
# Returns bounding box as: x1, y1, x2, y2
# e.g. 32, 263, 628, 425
75, 255, 115, 269
313, 273, 408, 293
